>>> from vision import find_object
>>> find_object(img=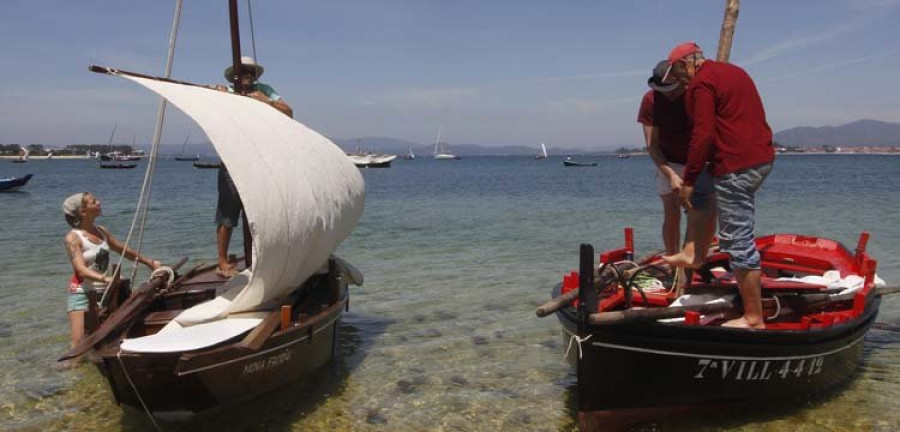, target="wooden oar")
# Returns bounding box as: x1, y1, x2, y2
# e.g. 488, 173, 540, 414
586, 286, 899, 327
536, 289, 579, 318
58, 258, 189, 361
